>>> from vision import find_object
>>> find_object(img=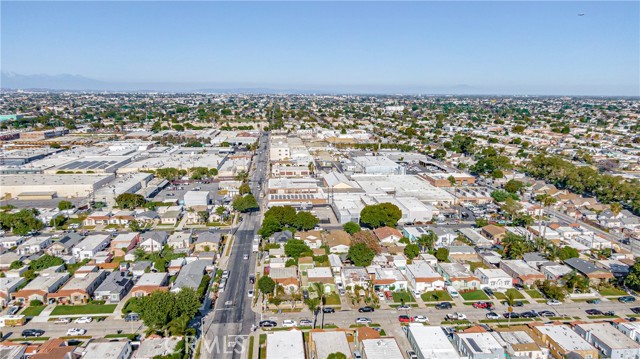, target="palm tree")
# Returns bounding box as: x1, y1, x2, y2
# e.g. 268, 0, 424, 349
505, 290, 517, 306
310, 282, 326, 329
